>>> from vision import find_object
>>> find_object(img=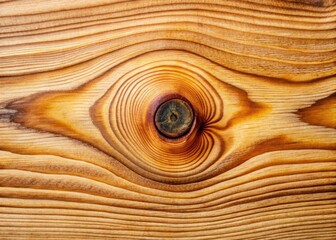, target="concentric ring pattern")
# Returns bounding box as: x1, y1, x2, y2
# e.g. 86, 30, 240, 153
0, 0, 335, 239
93, 56, 226, 182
